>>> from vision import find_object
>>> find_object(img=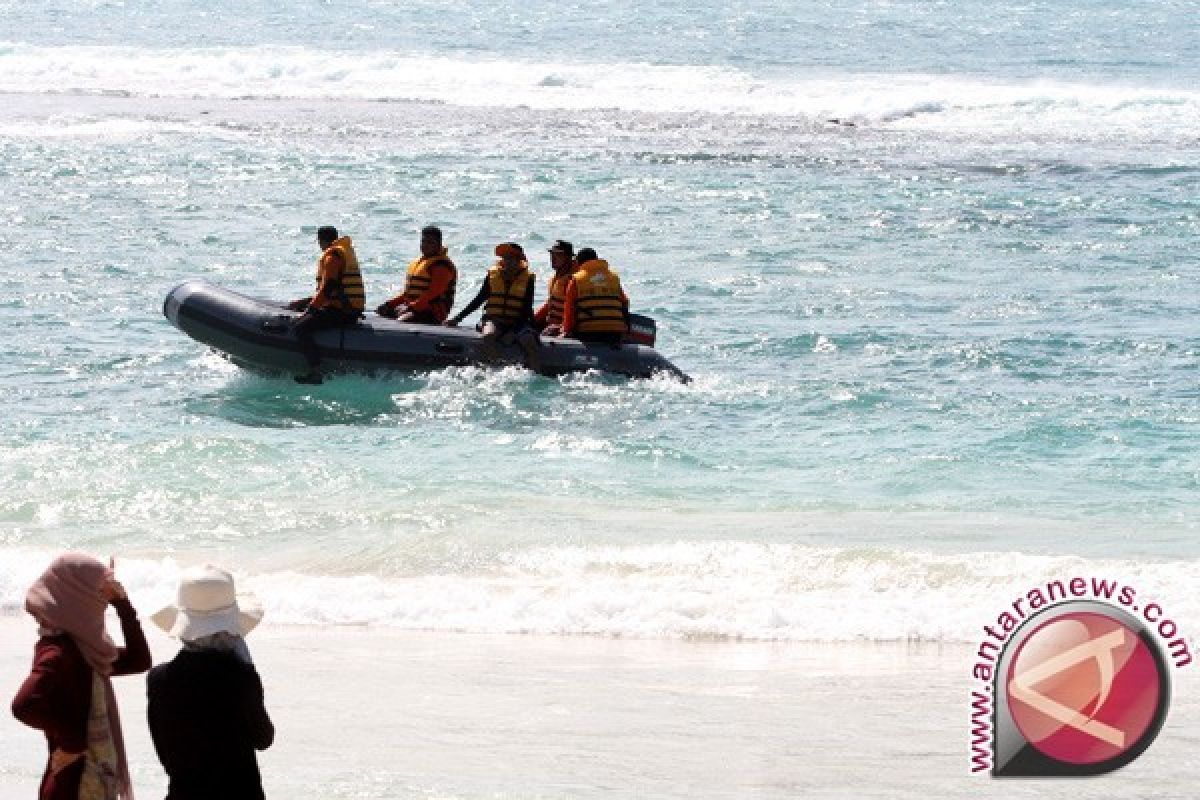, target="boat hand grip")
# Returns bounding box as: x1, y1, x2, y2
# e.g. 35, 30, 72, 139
262, 318, 289, 333
435, 341, 465, 354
